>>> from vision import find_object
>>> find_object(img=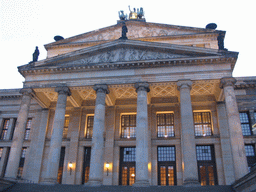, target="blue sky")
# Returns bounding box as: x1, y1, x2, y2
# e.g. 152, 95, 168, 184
0, 0, 255, 89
